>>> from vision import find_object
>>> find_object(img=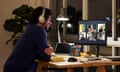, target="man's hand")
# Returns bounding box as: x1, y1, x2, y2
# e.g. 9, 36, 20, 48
44, 46, 53, 55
